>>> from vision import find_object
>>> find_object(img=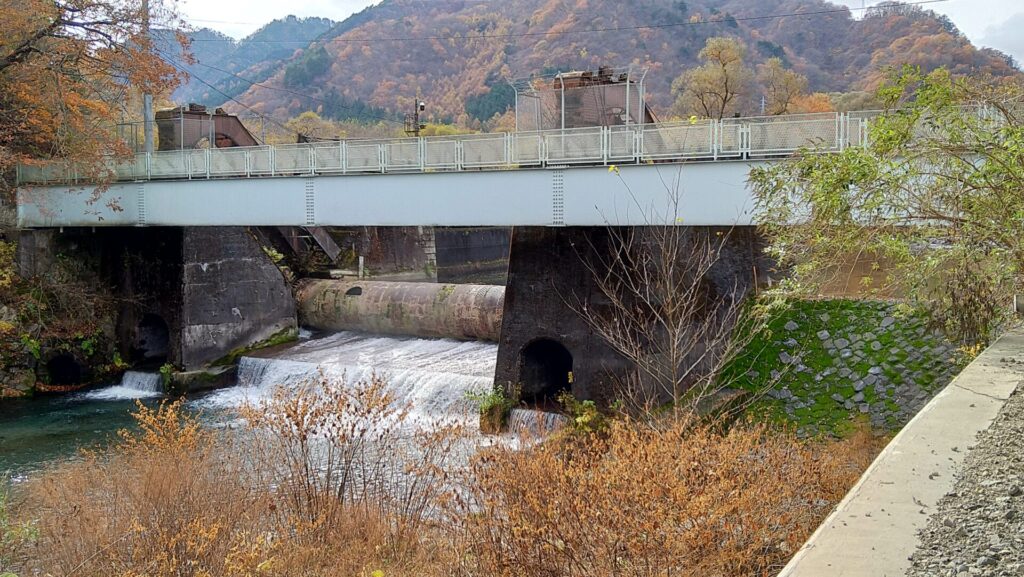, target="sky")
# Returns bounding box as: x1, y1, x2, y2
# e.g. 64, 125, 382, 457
179, 0, 1024, 63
